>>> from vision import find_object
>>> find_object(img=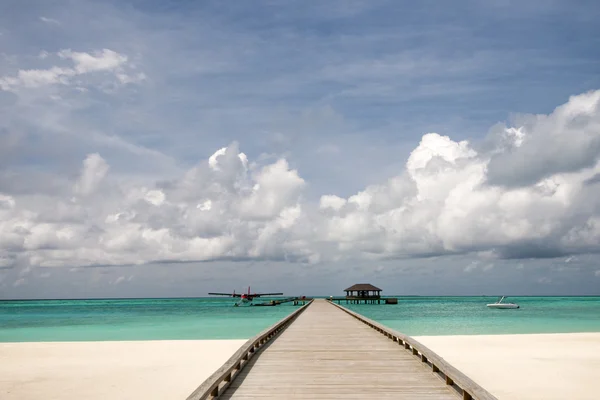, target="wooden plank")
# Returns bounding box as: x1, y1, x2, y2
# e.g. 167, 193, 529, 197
329, 301, 497, 400
186, 301, 313, 400
218, 300, 461, 399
